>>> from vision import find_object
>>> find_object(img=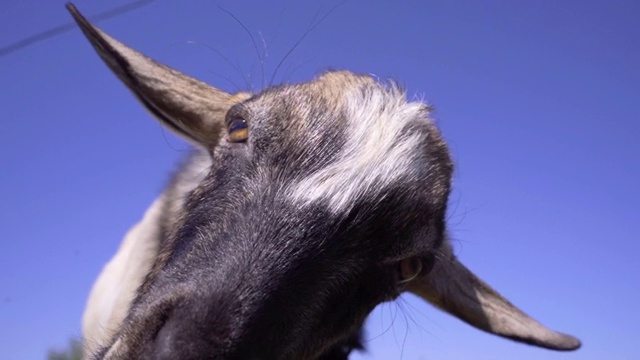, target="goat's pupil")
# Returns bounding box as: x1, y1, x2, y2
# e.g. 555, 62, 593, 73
229, 118, 247, 132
